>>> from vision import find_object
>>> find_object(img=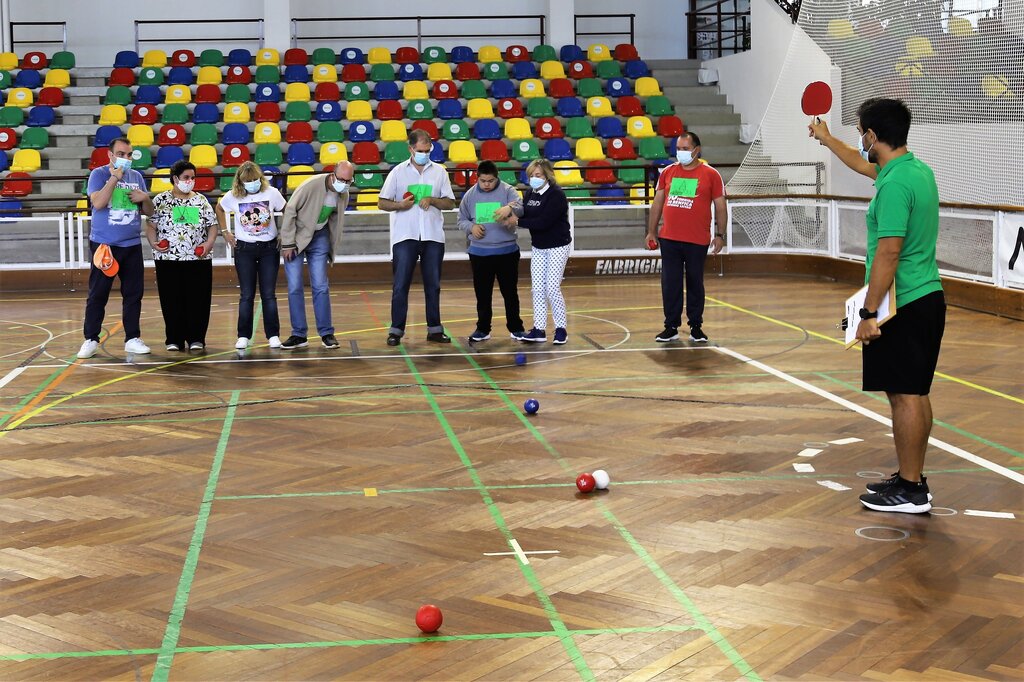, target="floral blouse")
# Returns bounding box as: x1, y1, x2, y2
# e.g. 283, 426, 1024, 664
151, 191, 217, 261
